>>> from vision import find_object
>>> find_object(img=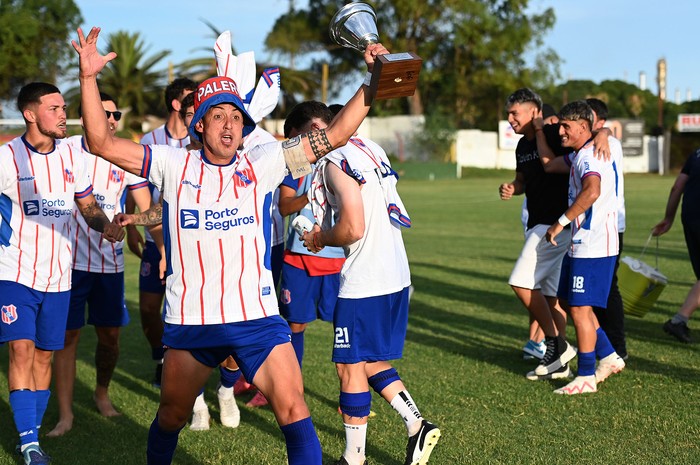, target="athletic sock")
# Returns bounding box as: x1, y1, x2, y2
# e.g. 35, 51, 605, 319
390, 390, 423, 436
342, 423, 368, 465
10, 390, 38, 447
594, 327, 615, 360
35, 389, 50, 430
218, 366, 241, 389
577, 351, 596, 376
146, 415, 182, 465
193, 391, 207, 410
290, 330, 305, 368
672, 313, 690, 325
280, 417, 322, 465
